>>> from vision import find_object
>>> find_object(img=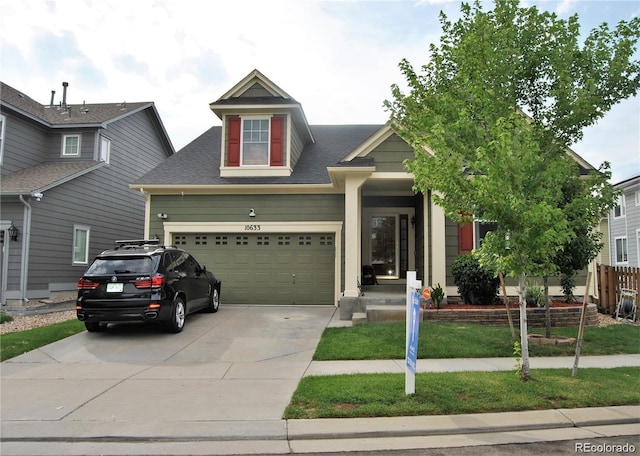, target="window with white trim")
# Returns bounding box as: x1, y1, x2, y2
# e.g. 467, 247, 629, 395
73, 225, 90, 265
0, 114, 6, 164
635, 190, 640, 207
615, 237, 628, 264
62, 134, 81, 156
99, 136, 111, 163
613, 195, 626, 218
242, 118, 270, 165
